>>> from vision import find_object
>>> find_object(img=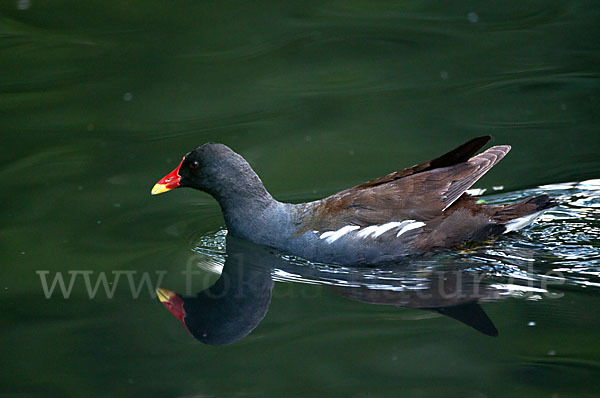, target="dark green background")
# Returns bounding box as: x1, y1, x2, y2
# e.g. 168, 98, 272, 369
1, 0, 599, 396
